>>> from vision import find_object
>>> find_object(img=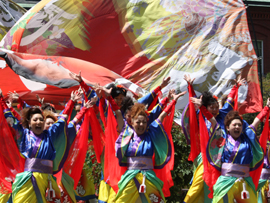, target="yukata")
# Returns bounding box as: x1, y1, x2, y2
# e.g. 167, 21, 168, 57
98, 90, 163, 203
4, 109, 68, 203
114, 118, 171, 203
257, 145, 270, 203
208, 122, 263, 203
184, 98, 234, 203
